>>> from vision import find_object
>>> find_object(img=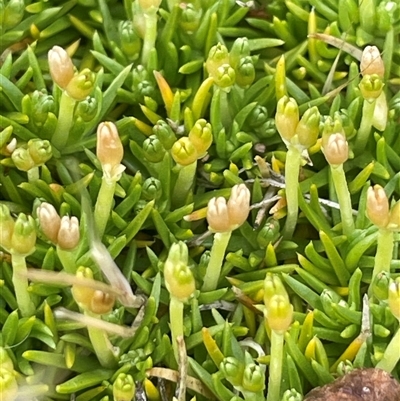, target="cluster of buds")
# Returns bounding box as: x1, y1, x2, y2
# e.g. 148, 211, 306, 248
366, 185, 400, 231
0, 347, 17, 401
72, 267, 115, 315
37, 202, 80, 250
0, 205, 36, 256
207, 183, 251, 233
96, 121, 126, 181
11, 138, 53, 172
263, 273, 293, 333
275, 96, 320, 150
206, 38, 256, 91
48, 46, 95, 101
164, 242, 195, 303
171, 119, 213, 166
